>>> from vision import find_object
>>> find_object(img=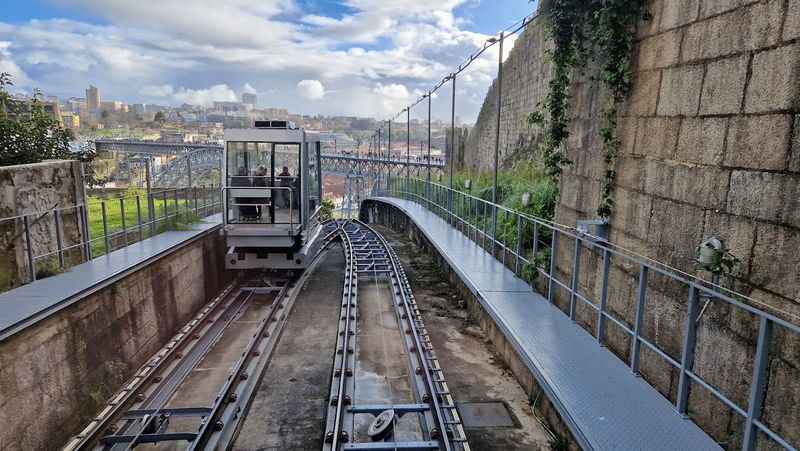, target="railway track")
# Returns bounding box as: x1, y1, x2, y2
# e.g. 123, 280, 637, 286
323, 220, 469, 451
65, 220, 467, 451
64, 268, 311, 451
